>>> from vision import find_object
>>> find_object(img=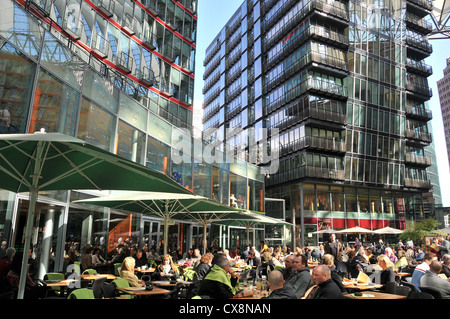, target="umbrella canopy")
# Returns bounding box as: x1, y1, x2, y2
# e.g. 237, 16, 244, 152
335, 226, 374, 234
372, 226, 404, 235
75, 191, 257, 254
0, 133, 191, 194
0, 133, 191, 299
212, 210, 292, 246
311, 229, 337, 234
